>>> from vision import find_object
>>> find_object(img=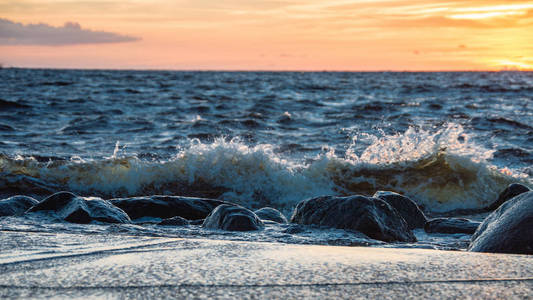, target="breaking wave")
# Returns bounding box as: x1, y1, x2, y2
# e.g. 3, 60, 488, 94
1, 124, 530, 214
